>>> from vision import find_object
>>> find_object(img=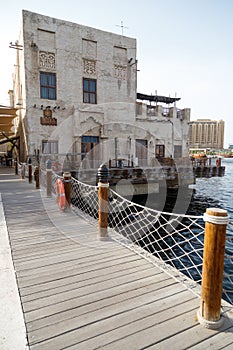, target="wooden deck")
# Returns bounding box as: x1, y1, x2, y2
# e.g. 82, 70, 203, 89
0, 166, 233, 349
